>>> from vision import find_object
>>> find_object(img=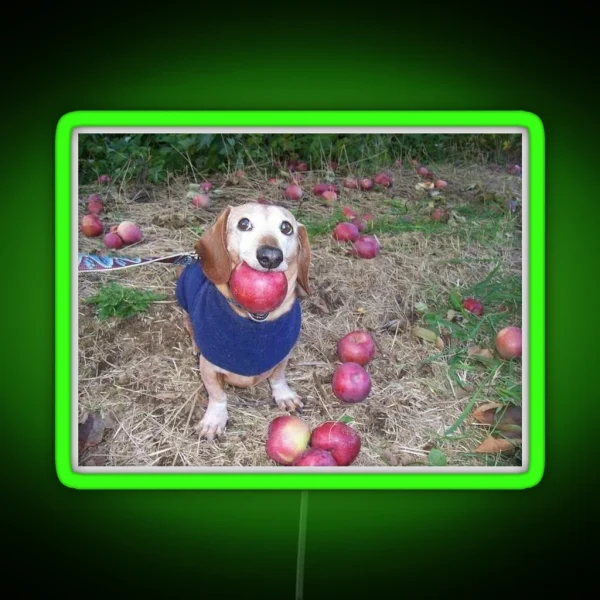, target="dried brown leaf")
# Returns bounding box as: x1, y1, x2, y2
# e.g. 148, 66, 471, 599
475, 436, 521, 453
78, 412, 105, 454
312, 297, 330, 314
156, 393, 179, 403
473, 403, 522, 430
